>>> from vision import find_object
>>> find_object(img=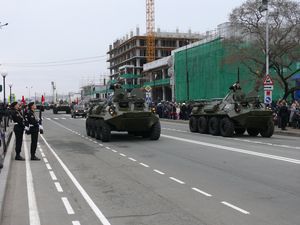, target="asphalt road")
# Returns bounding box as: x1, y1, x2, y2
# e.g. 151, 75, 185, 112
2, 111, 300, 225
